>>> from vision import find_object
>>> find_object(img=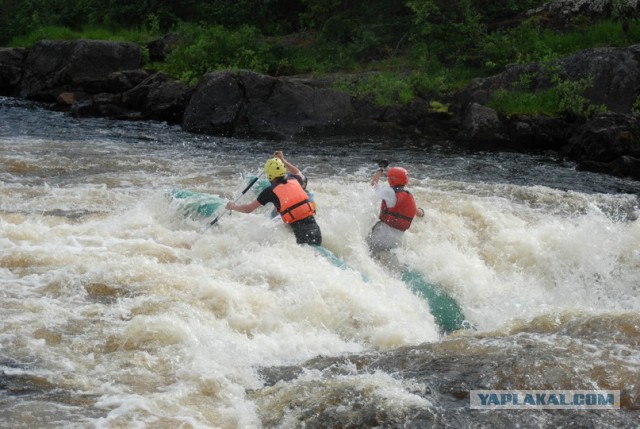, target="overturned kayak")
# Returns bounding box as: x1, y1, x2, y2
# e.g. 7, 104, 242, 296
370, 251, 469, 334
312, 245, 369, 282
401, 268, 469, 334
167, 176, 269, 220
167, 189, 225, 218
